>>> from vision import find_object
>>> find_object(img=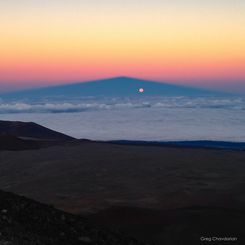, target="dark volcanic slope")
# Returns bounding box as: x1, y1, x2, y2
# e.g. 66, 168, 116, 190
0, 134, 41, 151
89, 206, 245, 245
1, 131, 245, 245
1, 142, 245, 214
0, 120, 74, 141
0, 190, 145, 245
